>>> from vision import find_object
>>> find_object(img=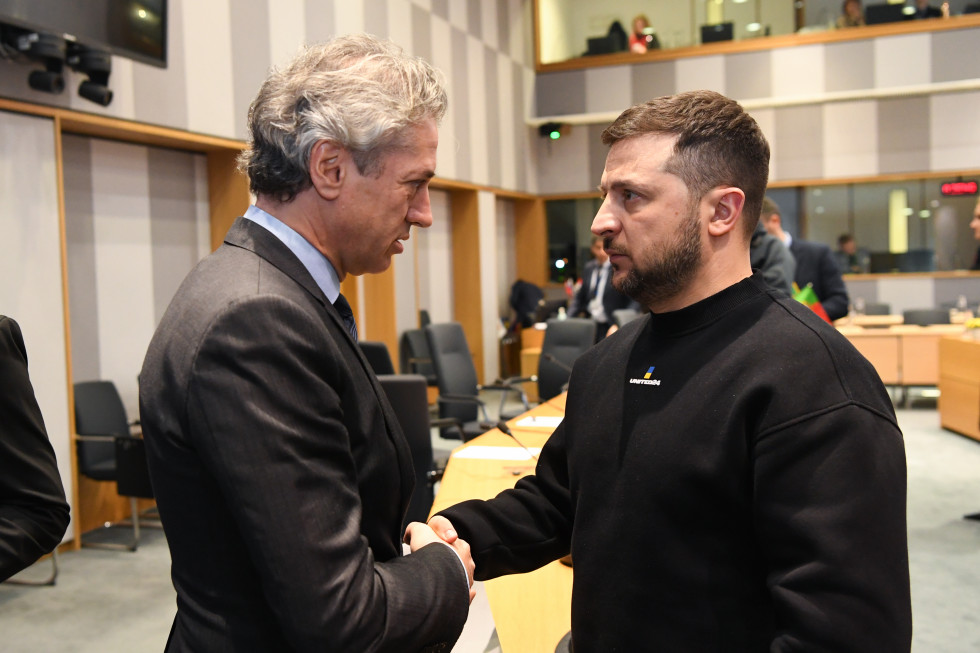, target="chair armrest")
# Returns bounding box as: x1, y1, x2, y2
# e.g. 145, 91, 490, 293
437, 394, 486, 406
75, 433, 141, 442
